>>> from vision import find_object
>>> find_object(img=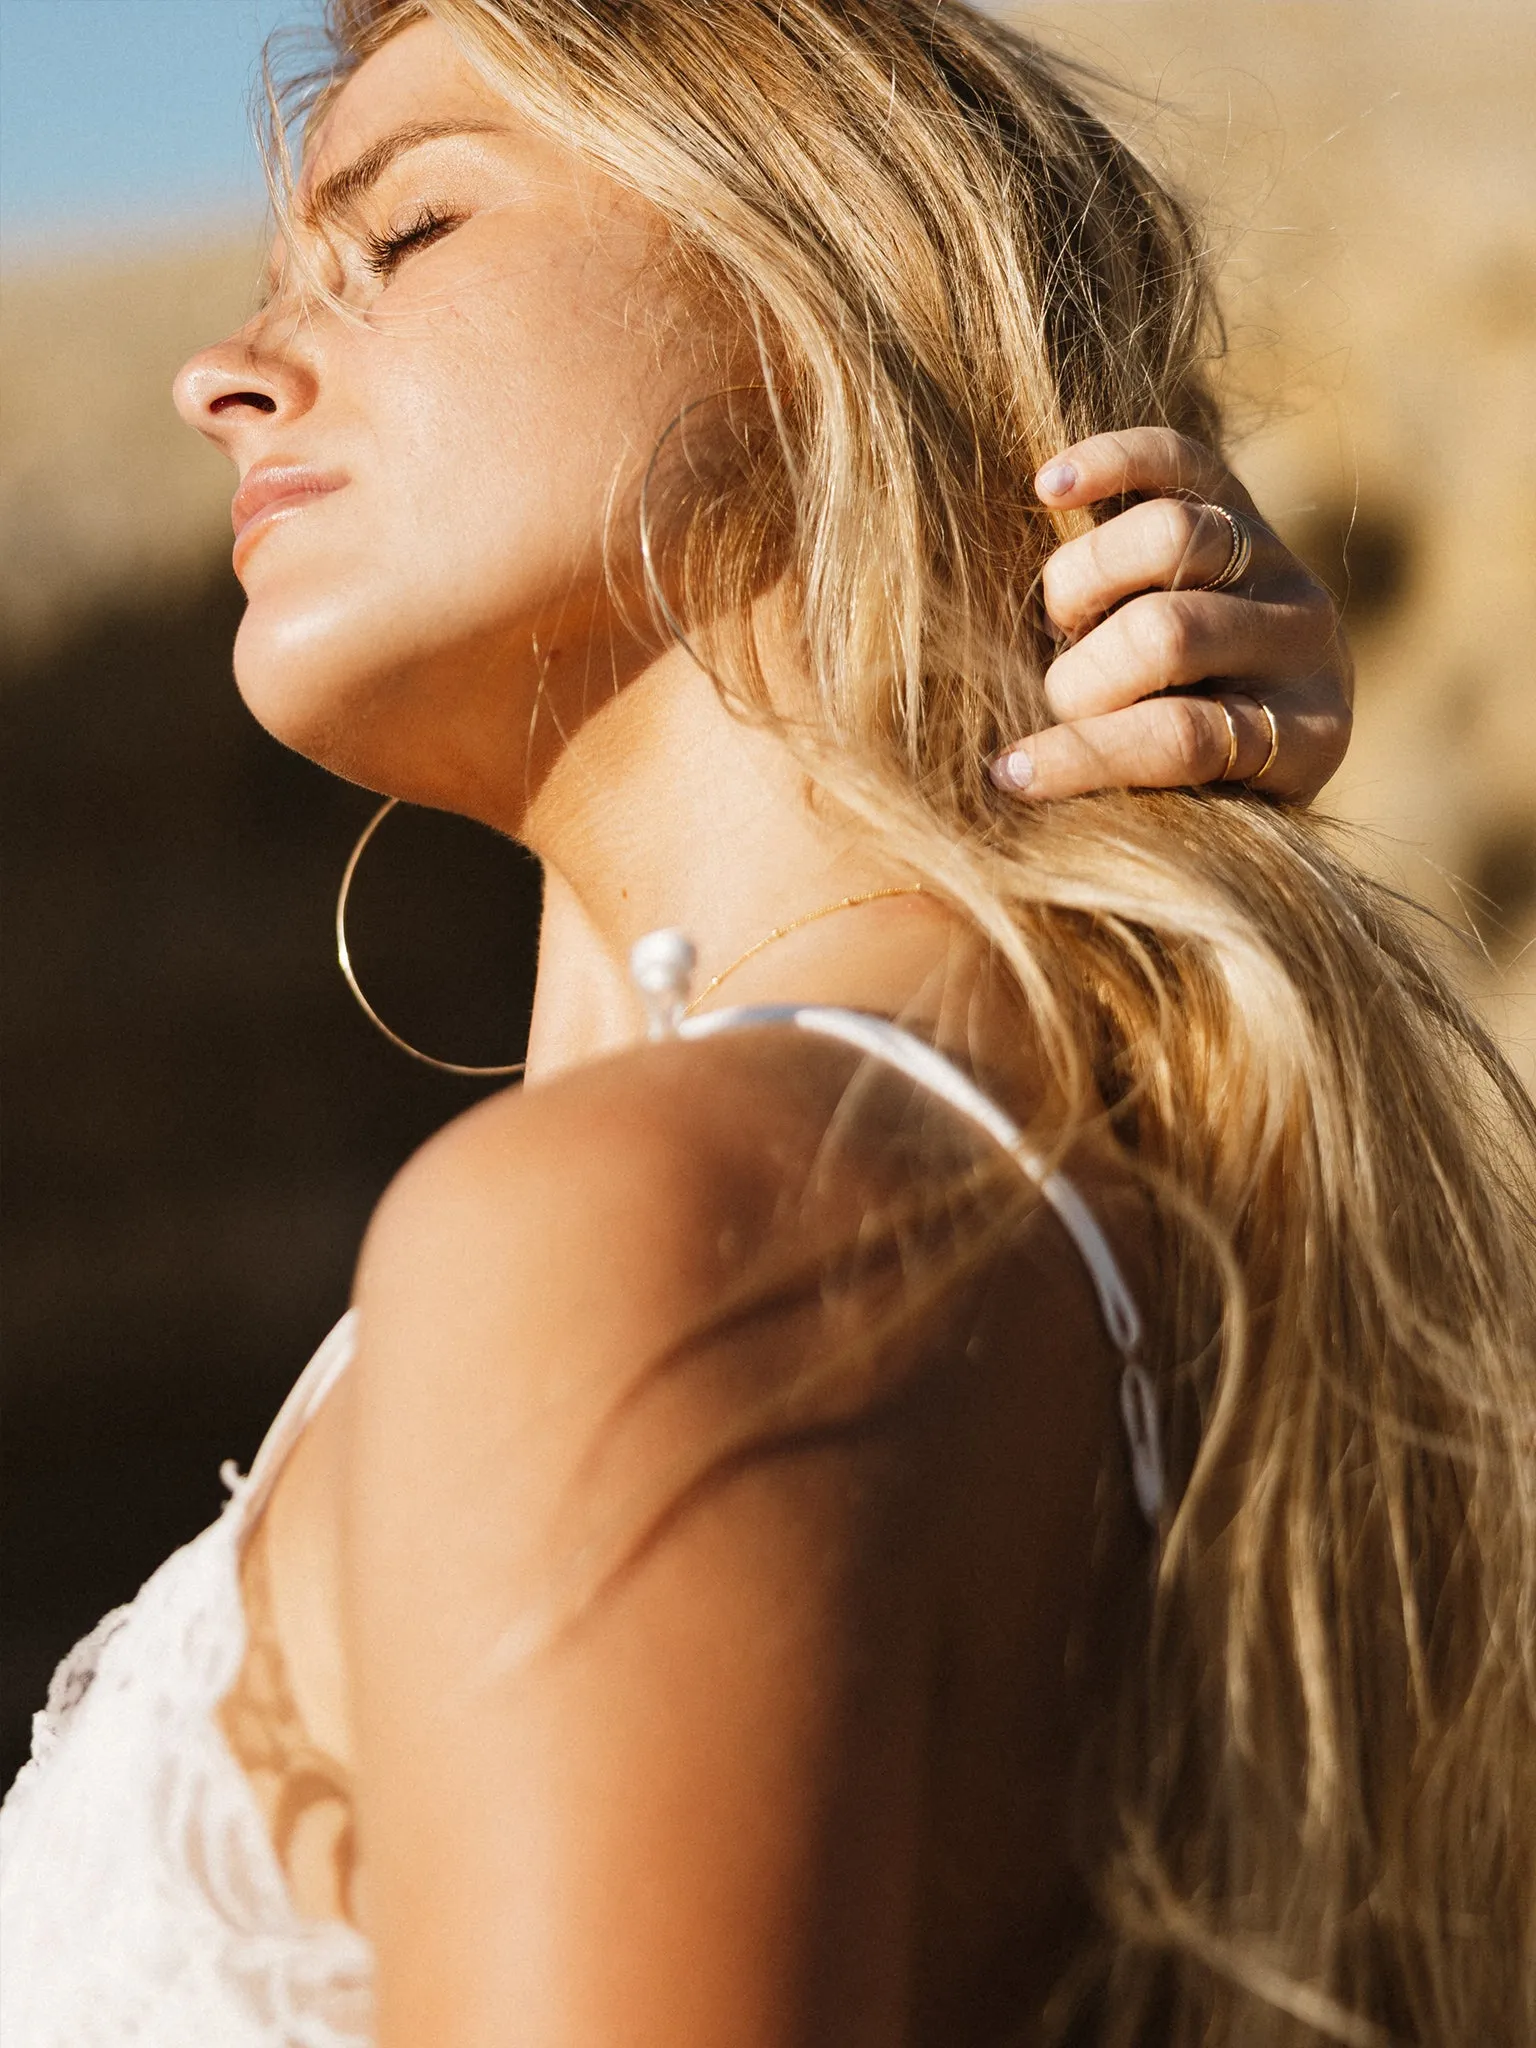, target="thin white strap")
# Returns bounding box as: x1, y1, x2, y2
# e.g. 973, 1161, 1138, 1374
680, 1001, 1164, 1522
221, 1307, 360, 1532
682, 1004, 1143, 1351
